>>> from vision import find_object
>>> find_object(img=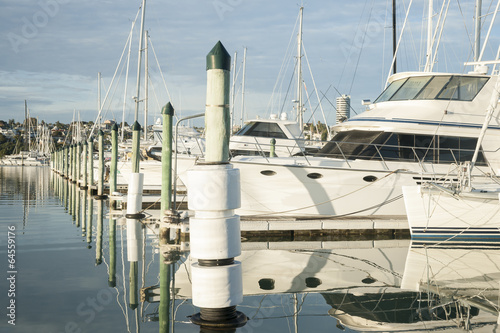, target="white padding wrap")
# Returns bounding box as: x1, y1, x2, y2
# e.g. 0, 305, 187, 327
187, 164, 240, 211
126, 218, 142, 262
126, 173, 144, 214
191, 262, 243, 308
190, 216, 241, 259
